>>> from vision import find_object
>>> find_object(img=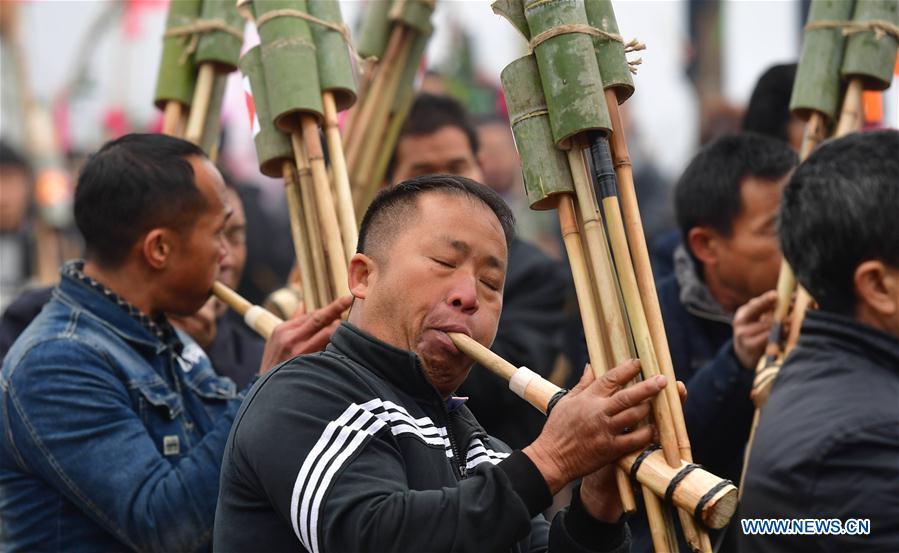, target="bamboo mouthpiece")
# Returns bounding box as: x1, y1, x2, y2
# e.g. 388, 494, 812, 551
211, 281, 284, 339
